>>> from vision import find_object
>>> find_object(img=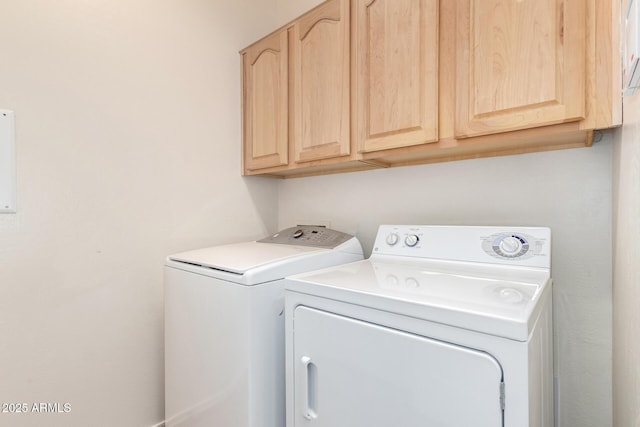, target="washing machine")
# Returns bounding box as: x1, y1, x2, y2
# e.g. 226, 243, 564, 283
284, 225, 553, 427
164, 226, 363, 427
